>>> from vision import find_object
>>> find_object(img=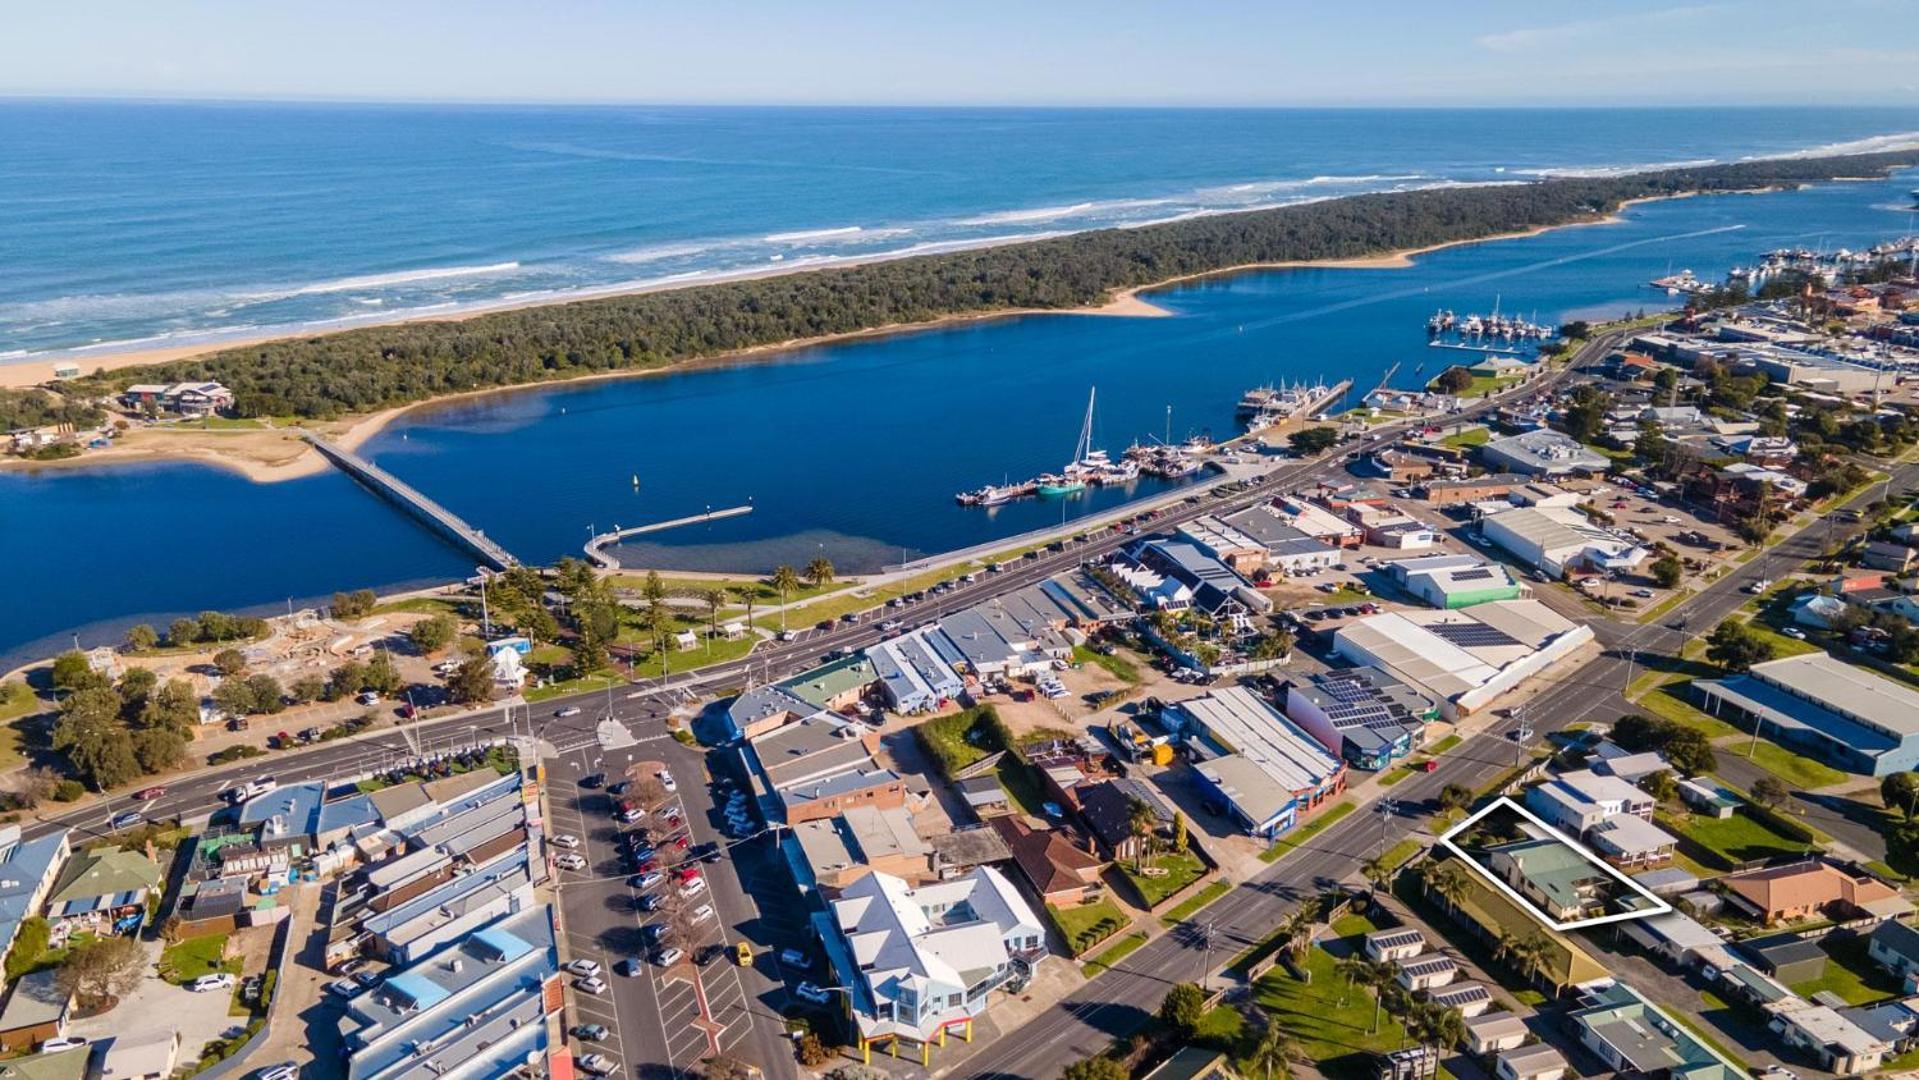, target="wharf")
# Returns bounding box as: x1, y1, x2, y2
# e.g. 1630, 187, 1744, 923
585, 505, 755, 569
304, 434, 518, 570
